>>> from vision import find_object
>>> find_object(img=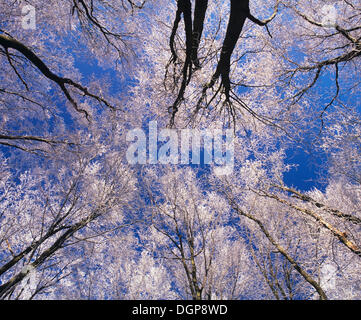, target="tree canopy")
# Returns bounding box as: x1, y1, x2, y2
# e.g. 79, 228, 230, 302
0, 0, 360, 300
